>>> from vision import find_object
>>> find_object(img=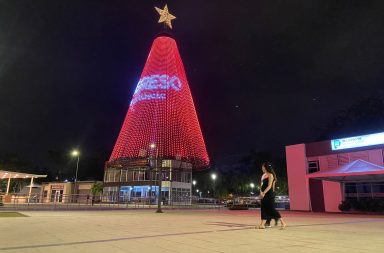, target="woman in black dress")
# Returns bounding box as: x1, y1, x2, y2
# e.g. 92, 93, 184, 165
258, 162, 287, 229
